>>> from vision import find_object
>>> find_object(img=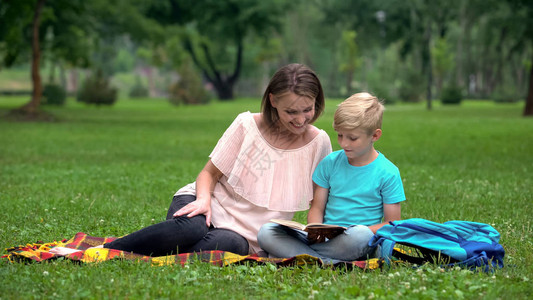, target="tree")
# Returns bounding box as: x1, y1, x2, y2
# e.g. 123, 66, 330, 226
468, 0, 533, 113
506, 0, 533, 116
386, 0, 458, 109
338, 30, 359, 96
526, 54, 533, 116
0, 0, 97, 119
142, 0, 290, 100
27, 0, 46, 115
322, 0, 460, 108
432, 37, 455, 96
0, 0, 47, 118
0, 0, 164, 119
